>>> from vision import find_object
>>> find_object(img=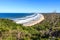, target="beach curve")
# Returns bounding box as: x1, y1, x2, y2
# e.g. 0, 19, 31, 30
12, 13, 44, 26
